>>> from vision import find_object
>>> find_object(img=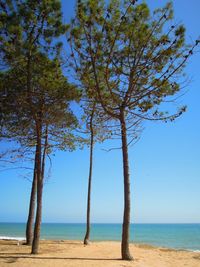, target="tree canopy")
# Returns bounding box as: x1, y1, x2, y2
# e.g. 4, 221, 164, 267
69, 0, 199, 123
